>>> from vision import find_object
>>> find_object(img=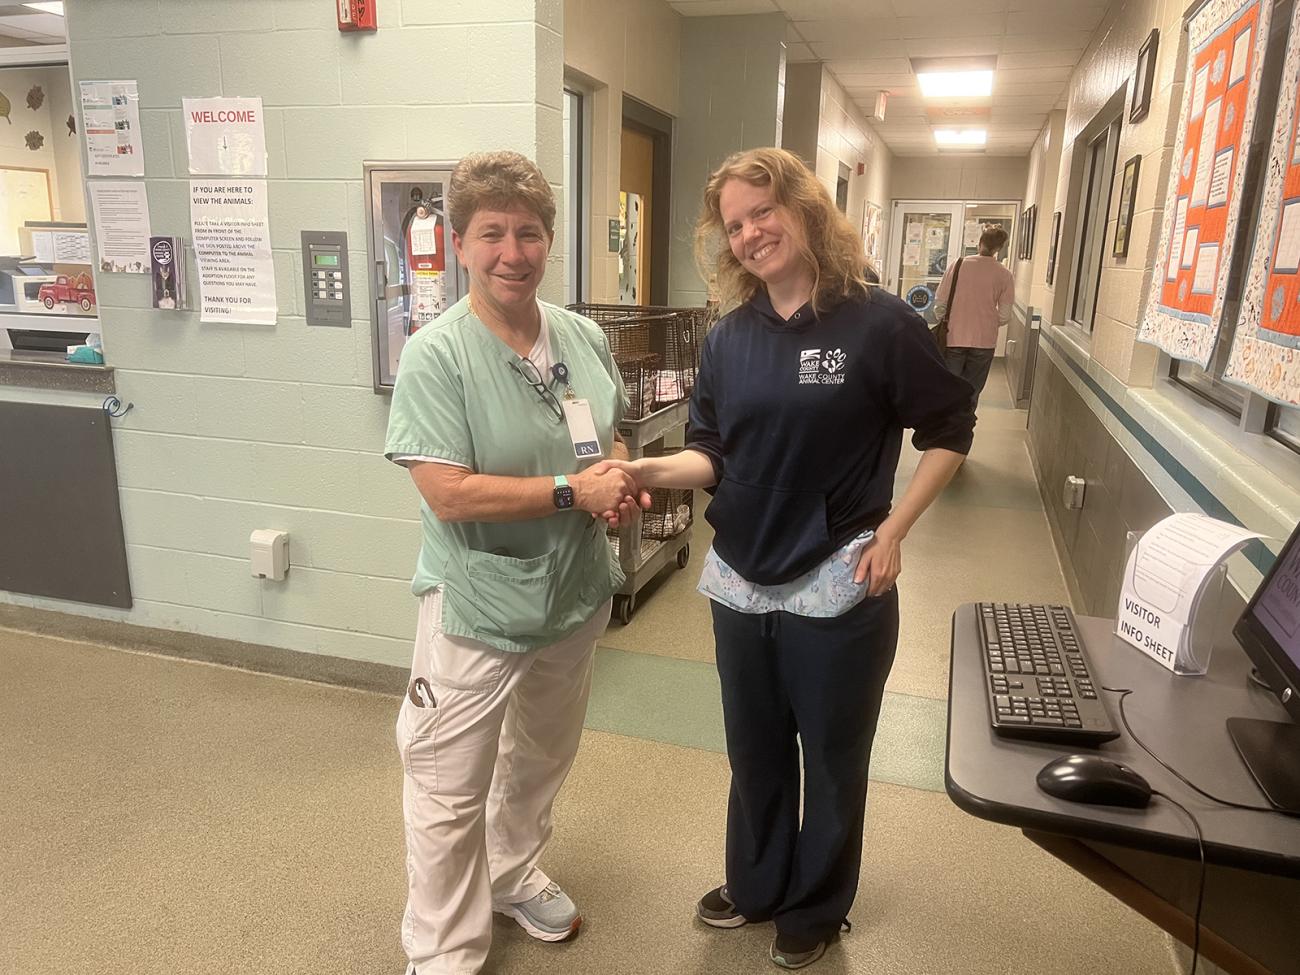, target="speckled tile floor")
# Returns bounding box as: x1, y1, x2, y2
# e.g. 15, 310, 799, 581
0, 364, 1177, 974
